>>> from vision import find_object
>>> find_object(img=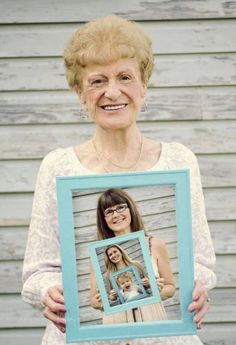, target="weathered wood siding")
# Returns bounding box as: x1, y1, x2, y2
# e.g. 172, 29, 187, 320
0, 0, 235, 344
